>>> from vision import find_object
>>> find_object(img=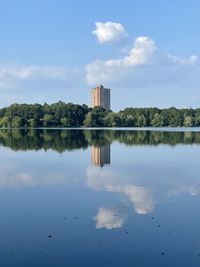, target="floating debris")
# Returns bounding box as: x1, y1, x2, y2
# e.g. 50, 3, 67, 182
9, 250, 14, 256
